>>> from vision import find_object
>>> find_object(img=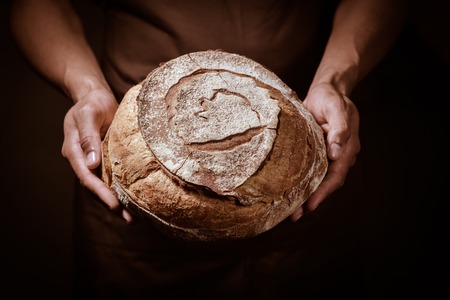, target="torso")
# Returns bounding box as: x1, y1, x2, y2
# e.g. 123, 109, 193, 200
100, 0, 336, 99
